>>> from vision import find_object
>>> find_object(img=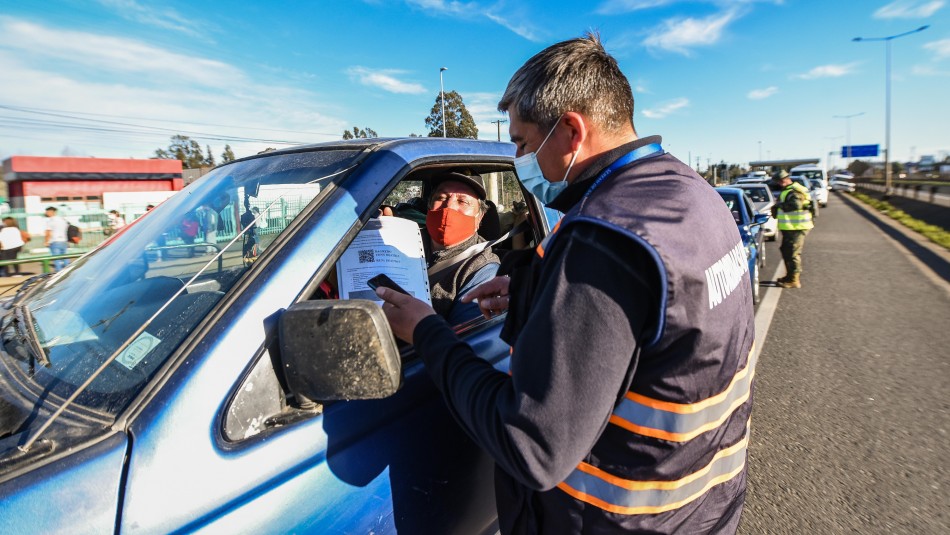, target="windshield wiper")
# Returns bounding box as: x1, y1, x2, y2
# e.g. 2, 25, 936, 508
10, 305, 50, 370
